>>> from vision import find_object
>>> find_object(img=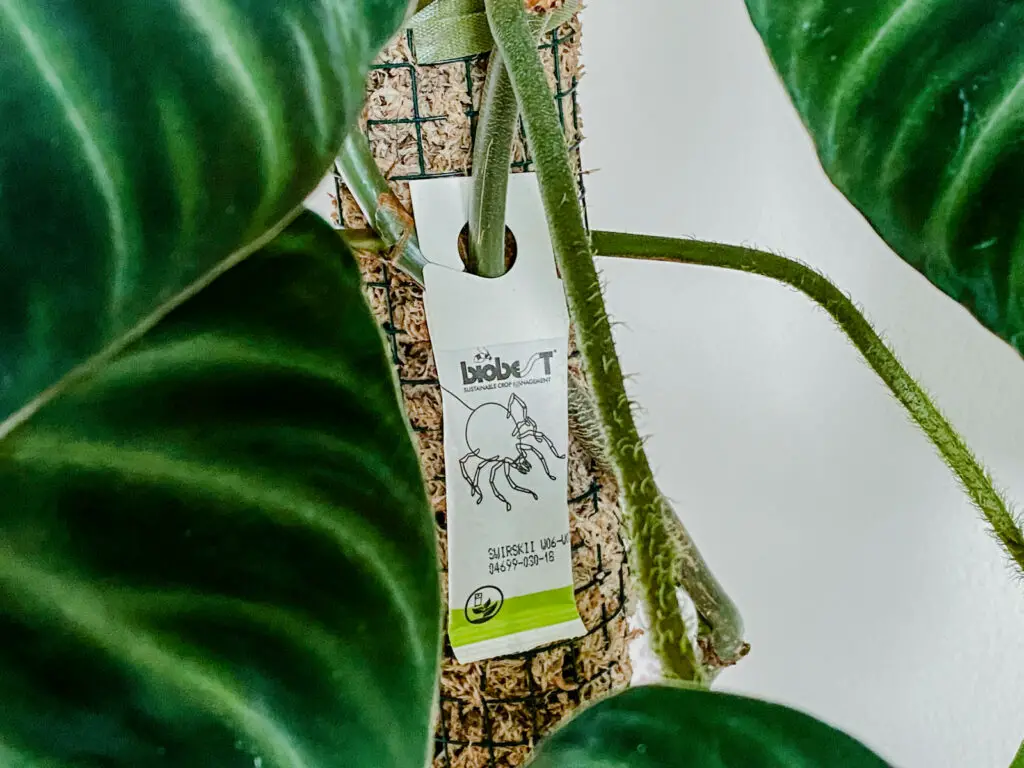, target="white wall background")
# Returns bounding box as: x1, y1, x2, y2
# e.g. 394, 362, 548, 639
578, 2, 1024, 767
